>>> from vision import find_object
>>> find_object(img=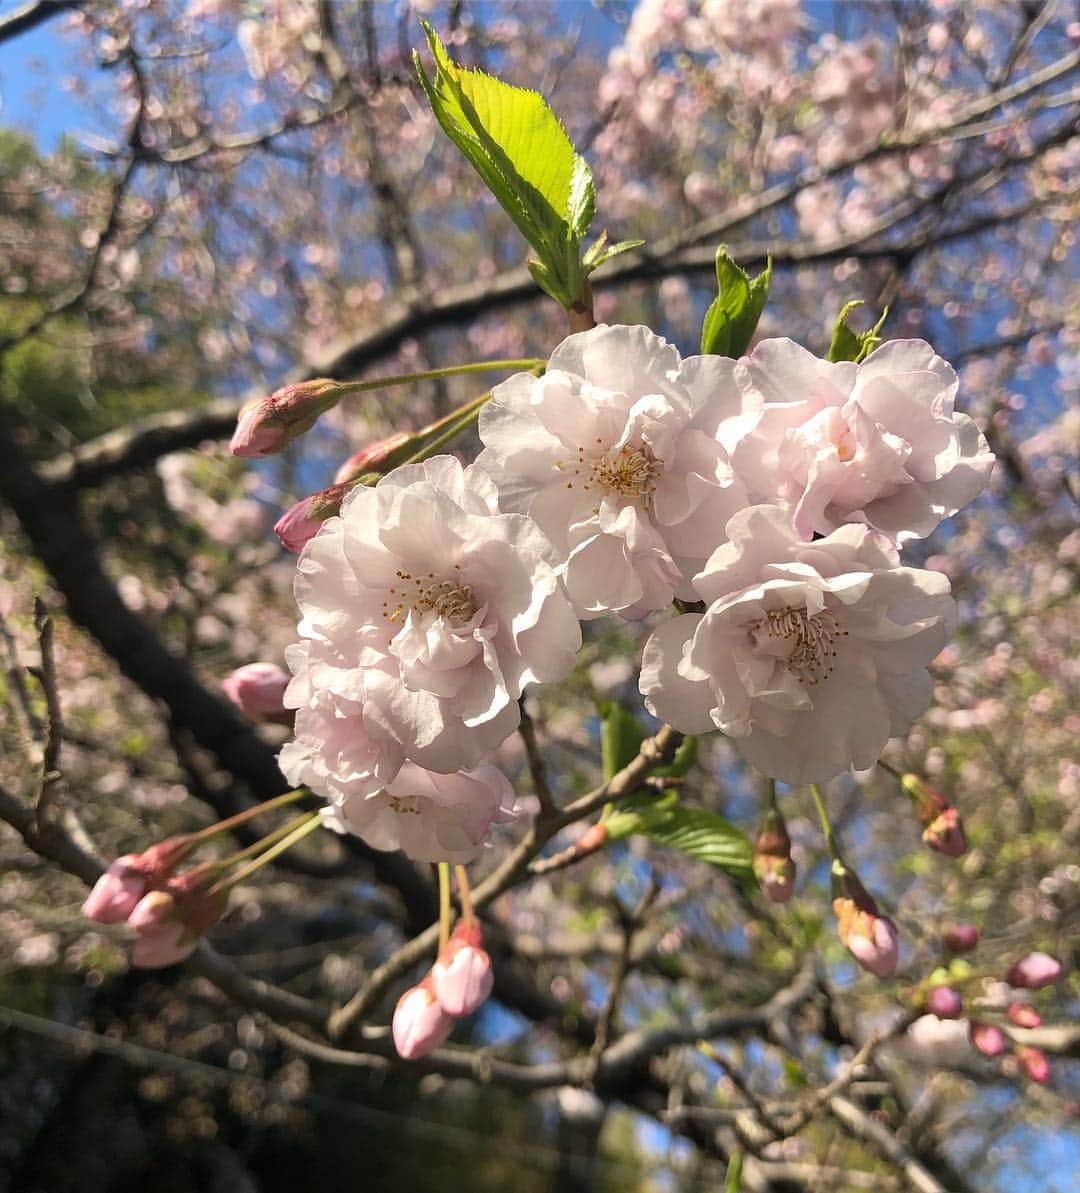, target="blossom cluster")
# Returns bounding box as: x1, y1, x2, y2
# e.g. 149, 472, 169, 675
277, 322, 991, 856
